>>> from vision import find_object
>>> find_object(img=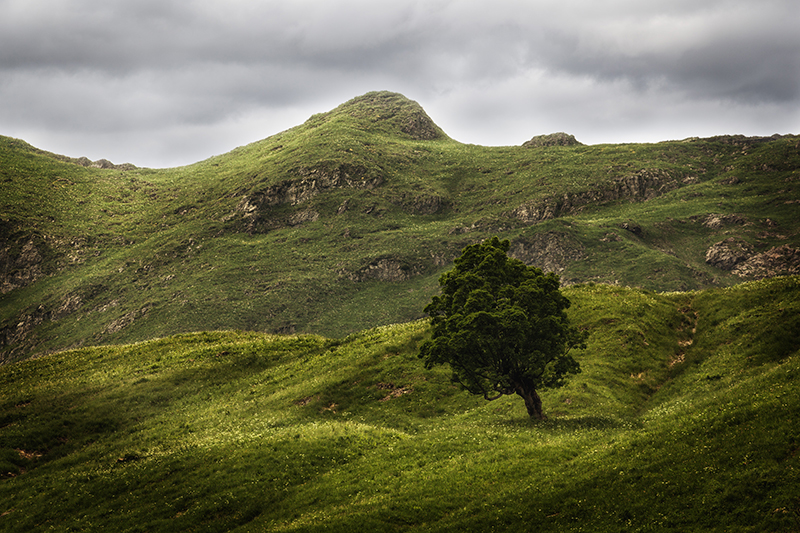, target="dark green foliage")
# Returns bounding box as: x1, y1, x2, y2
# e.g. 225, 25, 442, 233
419, 237, 586, 418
